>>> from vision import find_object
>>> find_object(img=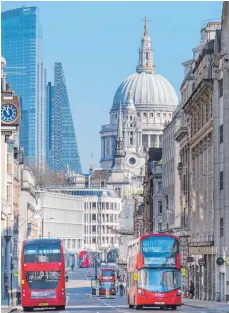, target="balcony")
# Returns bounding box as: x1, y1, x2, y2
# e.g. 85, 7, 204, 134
174, 123, 188, 142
